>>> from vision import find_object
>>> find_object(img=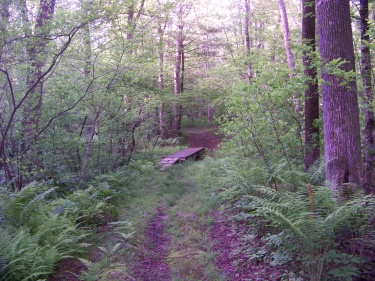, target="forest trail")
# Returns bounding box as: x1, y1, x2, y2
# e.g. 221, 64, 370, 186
50, 127, 279, 280
127, 207, 171, 280
124, 127, 224, 280
123, 127, 279, 280
183, 127, 221, 155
